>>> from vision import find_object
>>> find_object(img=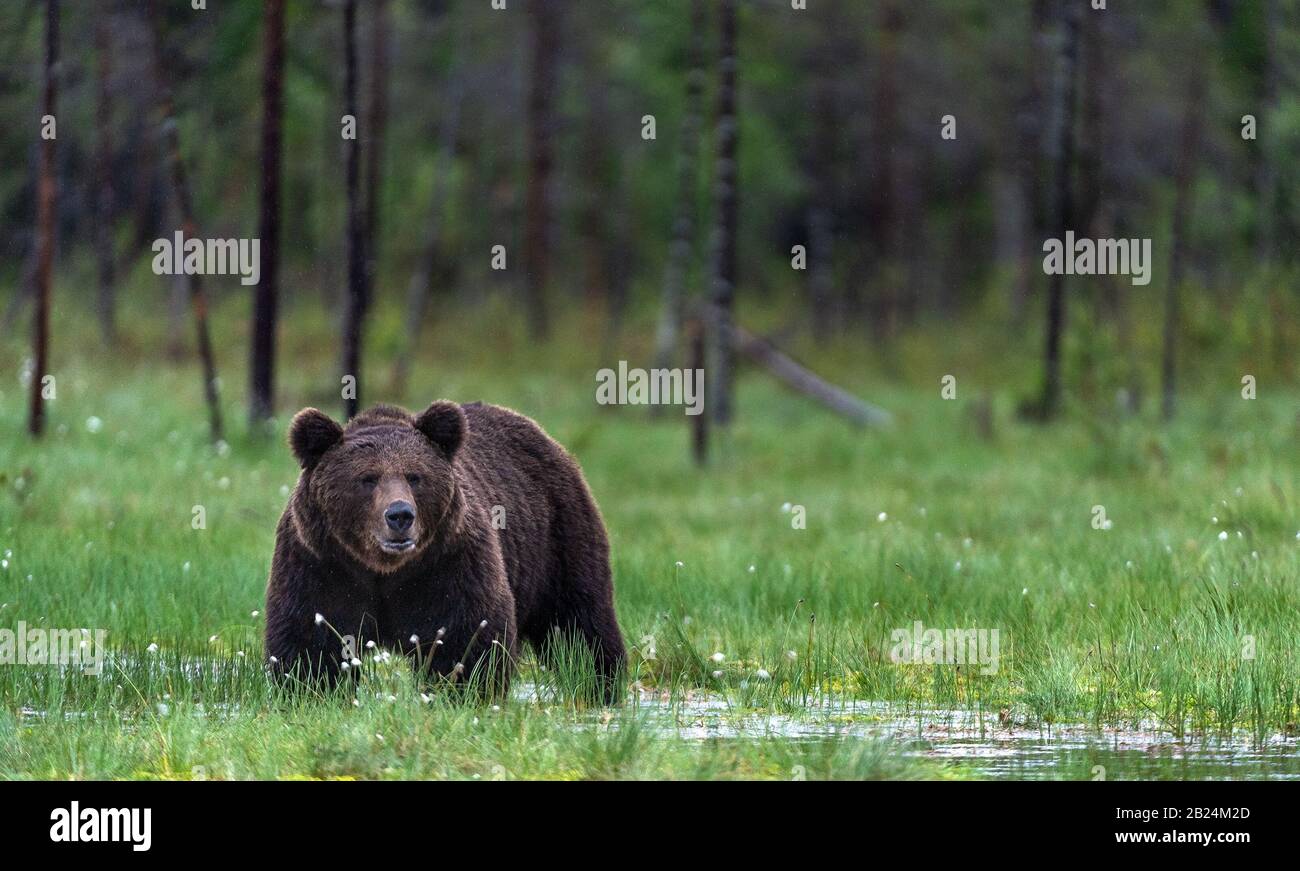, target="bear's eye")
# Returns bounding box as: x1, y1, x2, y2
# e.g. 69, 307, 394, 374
406, 474, 421, 487
359, 474, 379, 488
